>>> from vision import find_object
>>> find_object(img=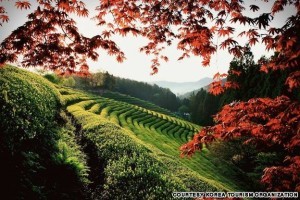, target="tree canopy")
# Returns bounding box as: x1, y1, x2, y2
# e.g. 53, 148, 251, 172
0, 0, 299, 88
